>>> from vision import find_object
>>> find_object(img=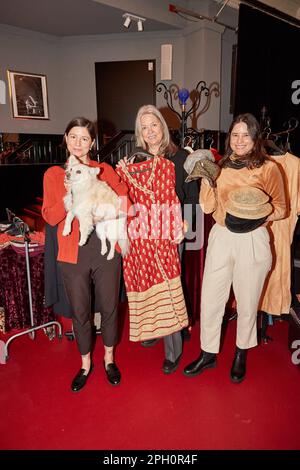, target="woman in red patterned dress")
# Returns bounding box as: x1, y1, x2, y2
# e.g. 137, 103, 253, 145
116, 105, 192, 374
